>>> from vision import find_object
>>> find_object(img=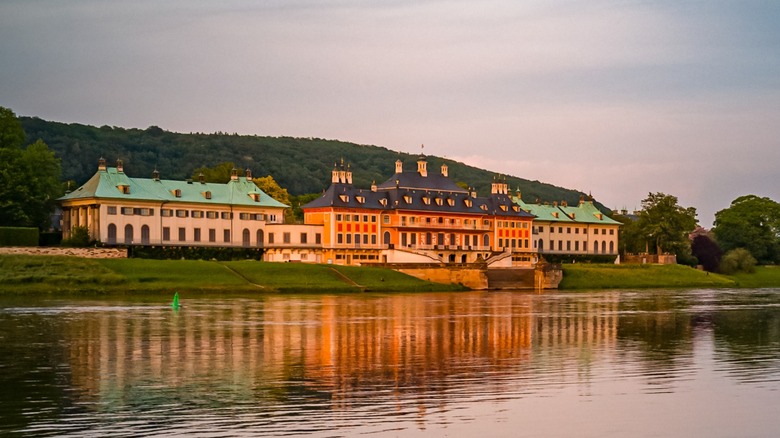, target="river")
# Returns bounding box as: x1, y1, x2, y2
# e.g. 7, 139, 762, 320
1, 288, 779, 437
